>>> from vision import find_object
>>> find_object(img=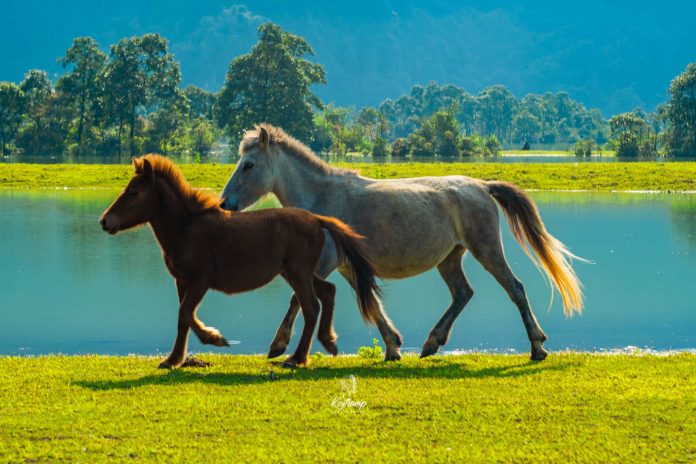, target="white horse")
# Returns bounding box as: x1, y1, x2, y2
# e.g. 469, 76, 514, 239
220, 124, 583, 361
